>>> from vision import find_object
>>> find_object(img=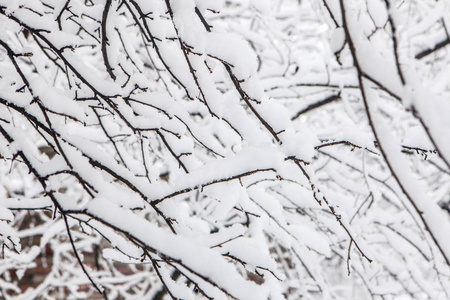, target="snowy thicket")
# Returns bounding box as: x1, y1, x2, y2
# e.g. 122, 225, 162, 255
0, 0, 449, 299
